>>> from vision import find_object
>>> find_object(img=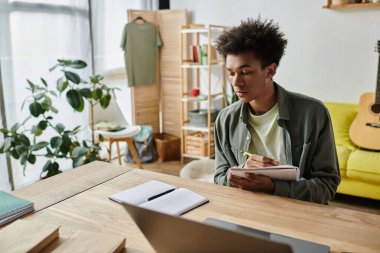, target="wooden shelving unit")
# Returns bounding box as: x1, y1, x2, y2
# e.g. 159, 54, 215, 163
324, 0, 380, 9
179, 25, 226, 163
